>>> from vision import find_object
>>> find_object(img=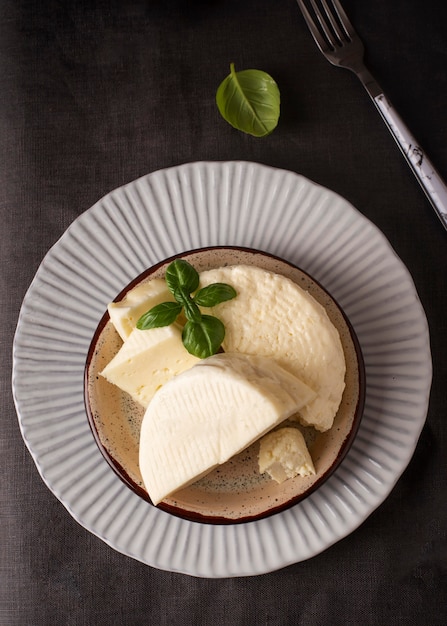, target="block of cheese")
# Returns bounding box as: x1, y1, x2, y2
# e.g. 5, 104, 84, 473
139, 353, 317, 505
199, 265, 346, 432
108, 278, 174, 341
258, 427, 315, 483
100, 324, 200, 408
